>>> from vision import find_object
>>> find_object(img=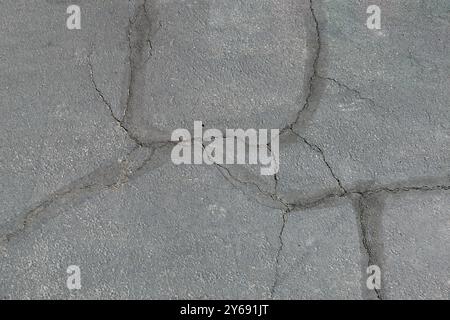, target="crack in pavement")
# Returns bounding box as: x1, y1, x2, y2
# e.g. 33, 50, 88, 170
270, 208, 289, 298
355, 194, 383, 300
86, 0, 158, 149
215, 164, 288, 211
290, 129, 347, 194
201, 140, 290, 211
317, 75, 385, 111
0, 145, 164, 248
269, 184, 449, 298
3, 0, 449, 299
87, 46, 145, 148
87, 48, 147, 147
86, 0, 344, 218
352, 184, 449, 300
355, 184, 450, 195
87, 0, 166, 149
2, 133, 448, 298
122, 0, 160, 143
282, 0, 322, 134
123, 1, 142, 123
288, 183, 450, 212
